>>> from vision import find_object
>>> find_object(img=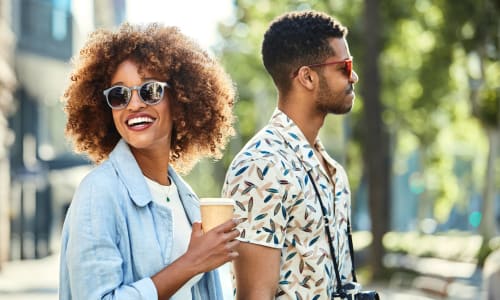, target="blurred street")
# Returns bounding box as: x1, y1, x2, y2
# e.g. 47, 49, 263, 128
0, 252, 486, 300
0, 254, 58, 300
